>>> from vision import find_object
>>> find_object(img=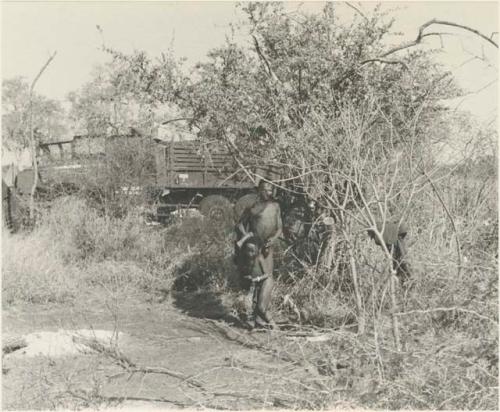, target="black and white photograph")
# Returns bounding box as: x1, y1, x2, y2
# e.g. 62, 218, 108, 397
1, 1, 498, 410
